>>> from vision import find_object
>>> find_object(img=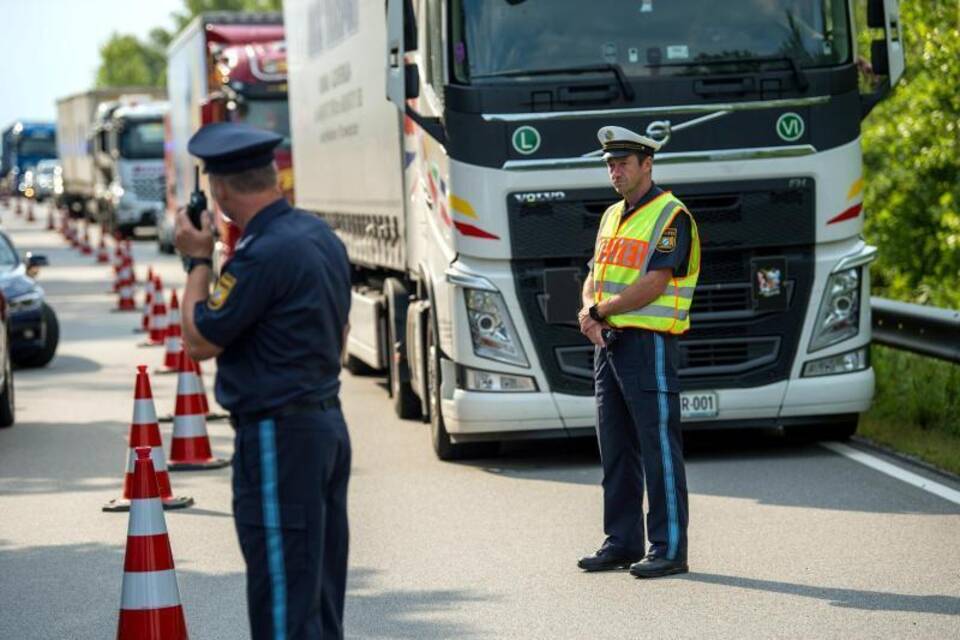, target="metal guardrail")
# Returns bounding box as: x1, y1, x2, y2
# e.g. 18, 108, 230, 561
871, 297, 960, 363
